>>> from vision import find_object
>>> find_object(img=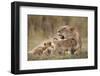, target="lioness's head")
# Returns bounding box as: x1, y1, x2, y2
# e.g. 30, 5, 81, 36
57, 25, 75, 40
